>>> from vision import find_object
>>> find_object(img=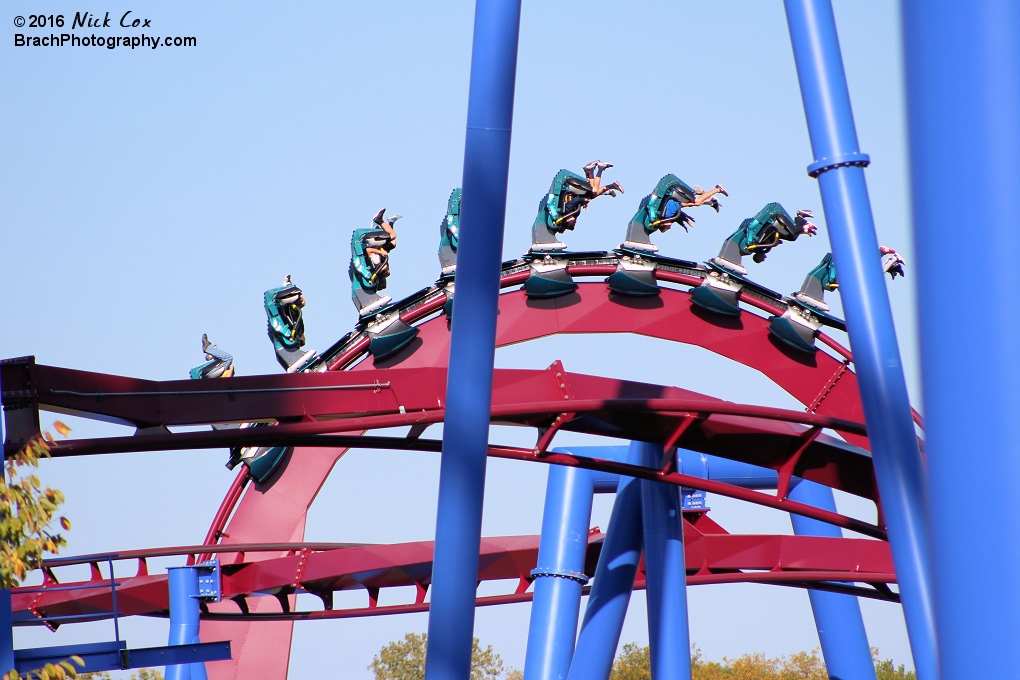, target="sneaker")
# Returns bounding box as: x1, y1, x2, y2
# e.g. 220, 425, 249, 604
716, 184, 729, 197
372, 208, 386, 224
583, 160, 600, 174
